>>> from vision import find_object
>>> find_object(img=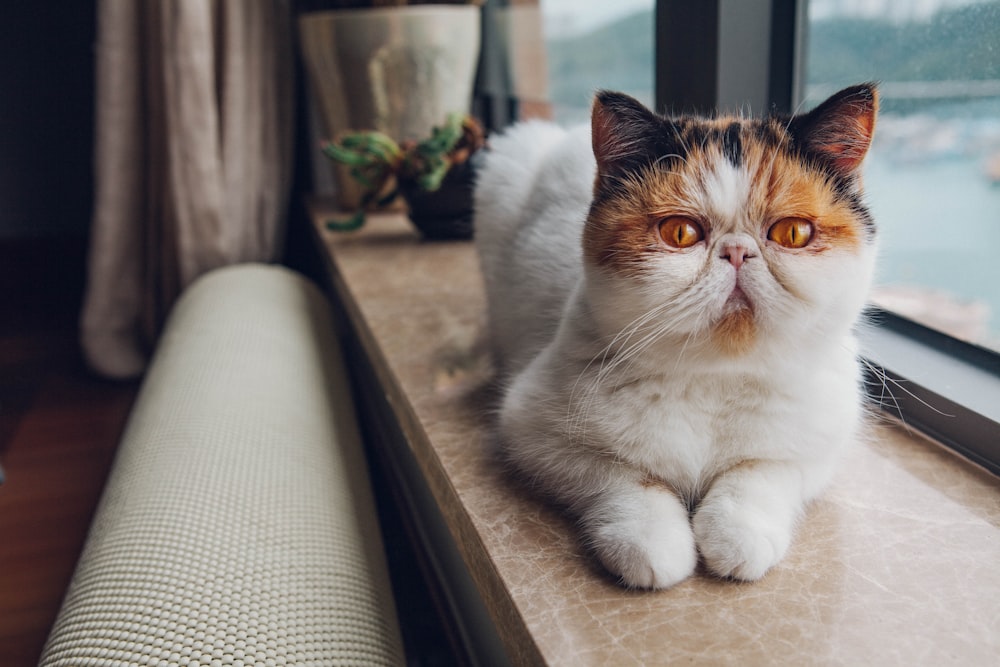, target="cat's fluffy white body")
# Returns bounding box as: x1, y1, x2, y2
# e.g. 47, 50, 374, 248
474, 110, 876, 588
